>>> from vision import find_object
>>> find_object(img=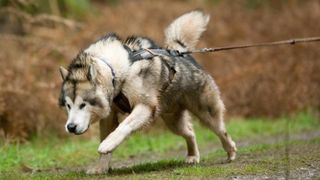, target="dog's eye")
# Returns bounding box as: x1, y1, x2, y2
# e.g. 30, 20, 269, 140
88, 99, 97, 106
79, 103, 86, 109
66, 104, 71, 109
85, 98, 103, 107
